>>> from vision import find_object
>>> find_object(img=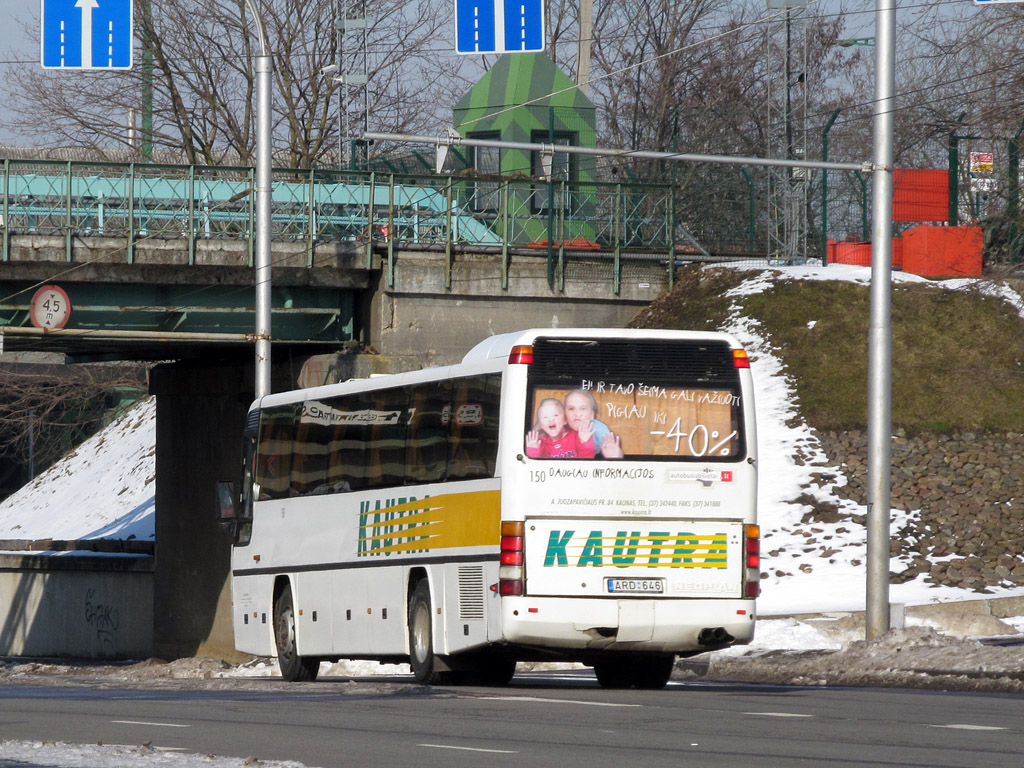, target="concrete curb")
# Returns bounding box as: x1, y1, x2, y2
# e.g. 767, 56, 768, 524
764, 594, 1024, 638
